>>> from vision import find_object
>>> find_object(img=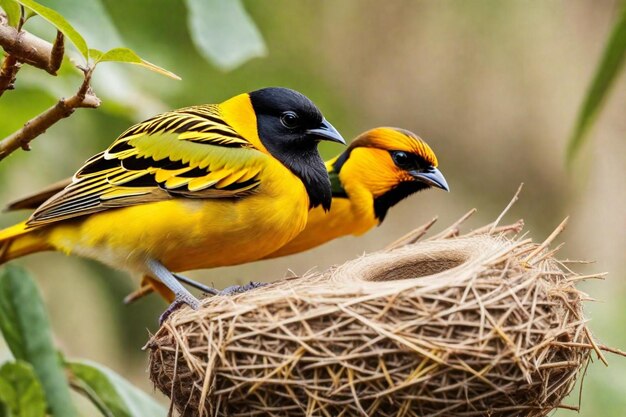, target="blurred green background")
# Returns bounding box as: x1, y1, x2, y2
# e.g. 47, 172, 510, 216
1, 0, 624, 415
